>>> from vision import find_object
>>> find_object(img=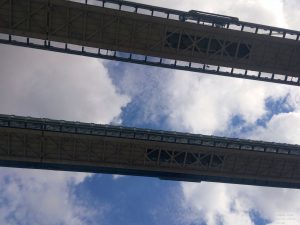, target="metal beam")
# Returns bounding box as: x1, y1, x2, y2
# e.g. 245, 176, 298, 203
0, 0, 300, 85
1, 114, 300, 188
